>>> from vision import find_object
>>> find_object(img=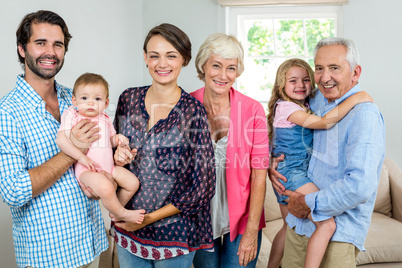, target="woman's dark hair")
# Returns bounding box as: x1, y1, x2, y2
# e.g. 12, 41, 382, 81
16, 10, 72, 65
143, 23, 191, 66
